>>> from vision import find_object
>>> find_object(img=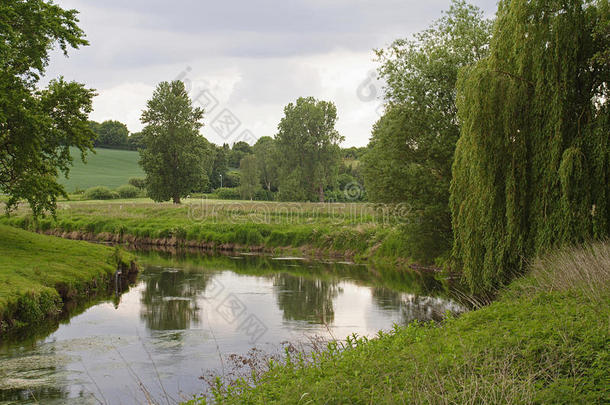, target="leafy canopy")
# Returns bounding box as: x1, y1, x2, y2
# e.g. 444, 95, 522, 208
362, 0, 492, 263
0, 0, 96, 216
451, 0, 610, 293
139, 80, 211, 204
275, 97, 344, 202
